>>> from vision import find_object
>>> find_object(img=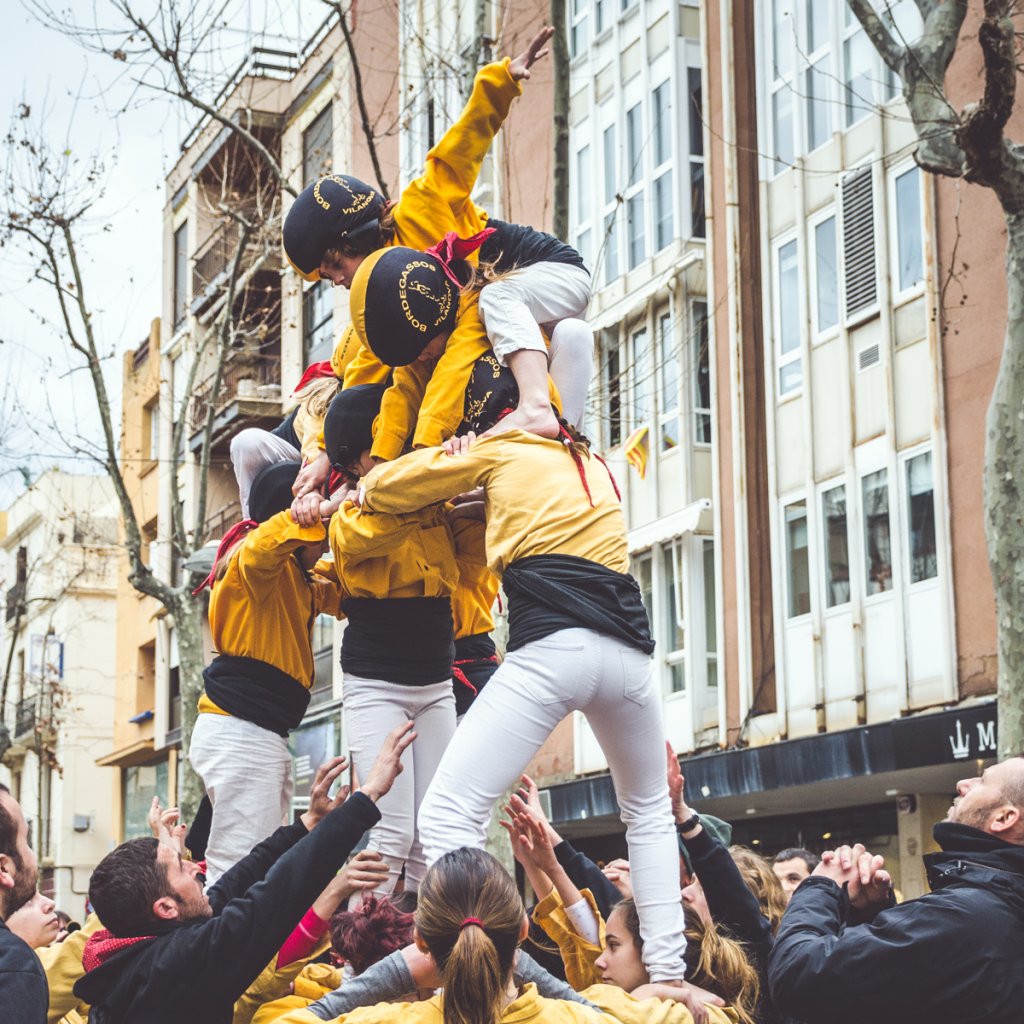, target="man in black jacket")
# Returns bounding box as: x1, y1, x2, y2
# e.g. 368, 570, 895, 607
768, 755, 1024, 1024
74, 721, 415, 1024
0, 782, 47, 1024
